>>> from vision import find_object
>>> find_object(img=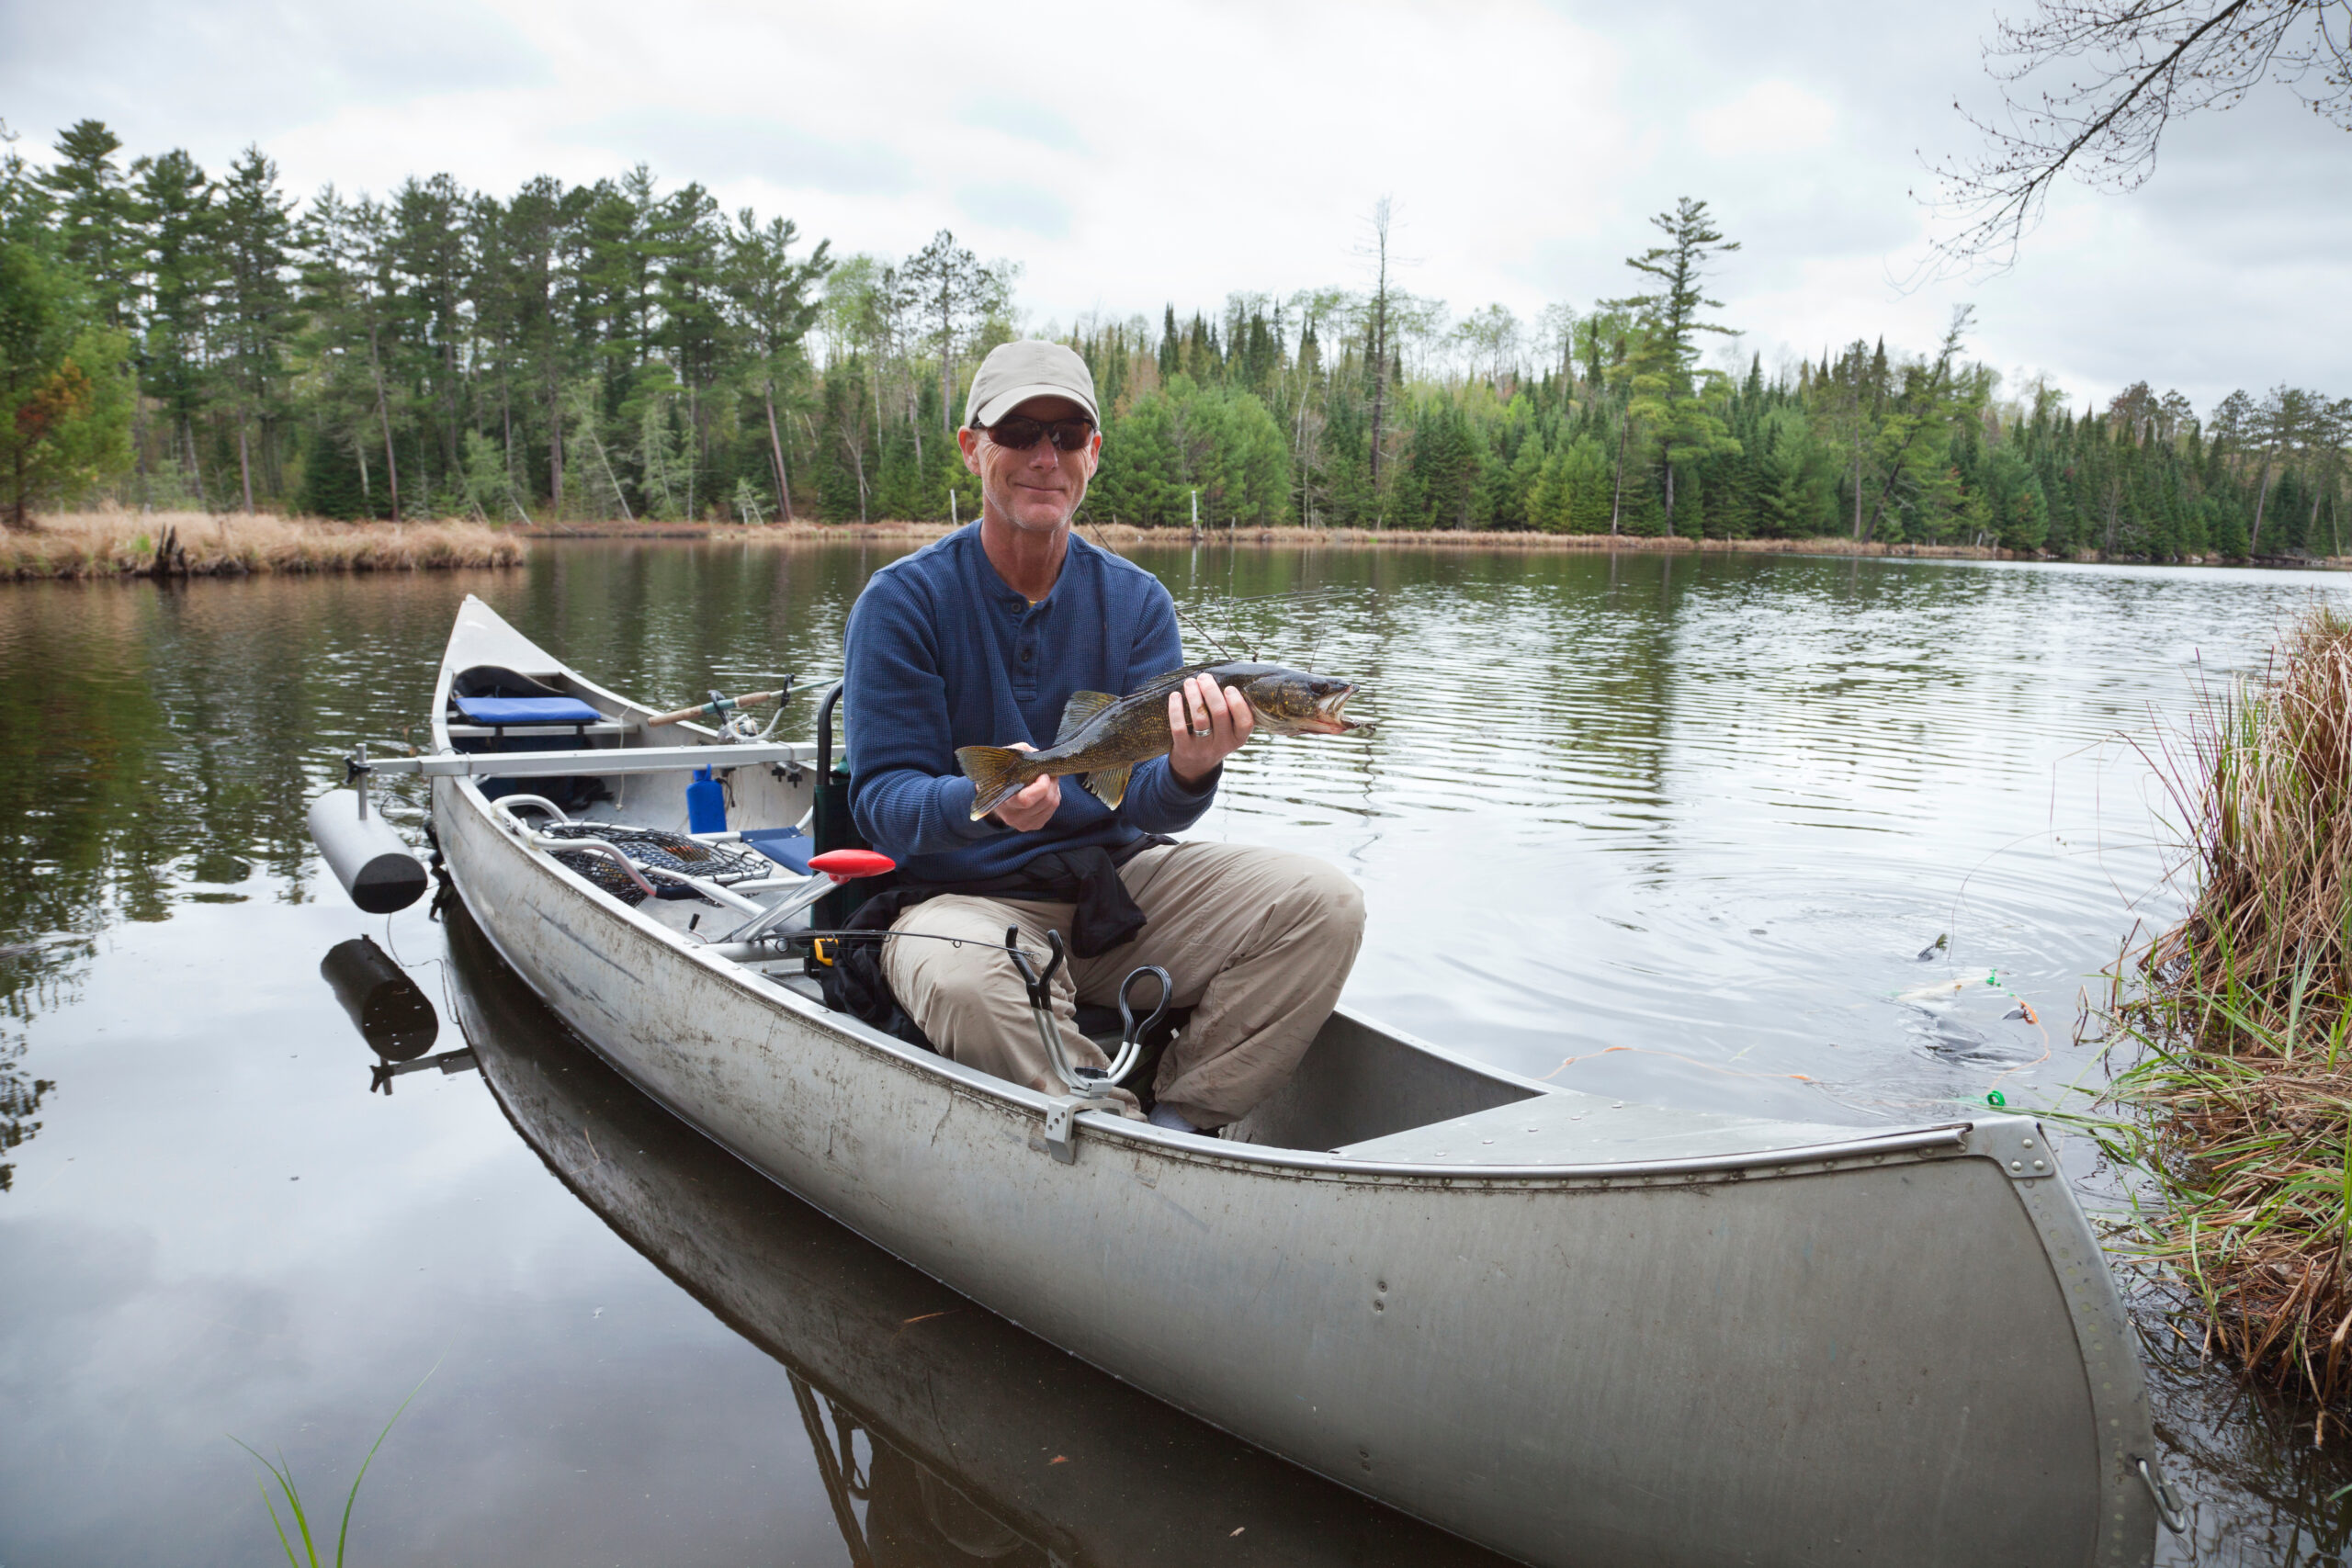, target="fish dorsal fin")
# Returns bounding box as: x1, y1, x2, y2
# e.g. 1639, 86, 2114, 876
1085, 765, 1133, 810
1055, 690, 1120, 744
1131, 667, 1200, 701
